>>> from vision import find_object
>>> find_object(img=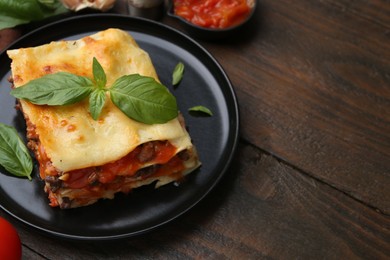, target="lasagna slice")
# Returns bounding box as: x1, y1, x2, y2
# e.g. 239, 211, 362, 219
7, 28, 201, 209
